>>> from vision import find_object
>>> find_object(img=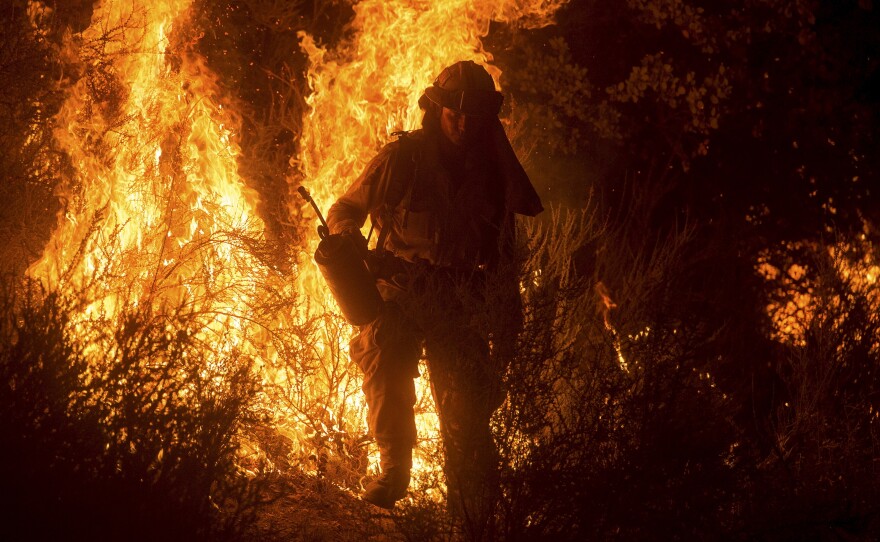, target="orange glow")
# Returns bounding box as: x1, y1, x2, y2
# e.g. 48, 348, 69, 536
594, 281, 629, 372
759, 239, 879, 346
27, 0, 568, 501
295, 0, 568, 494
